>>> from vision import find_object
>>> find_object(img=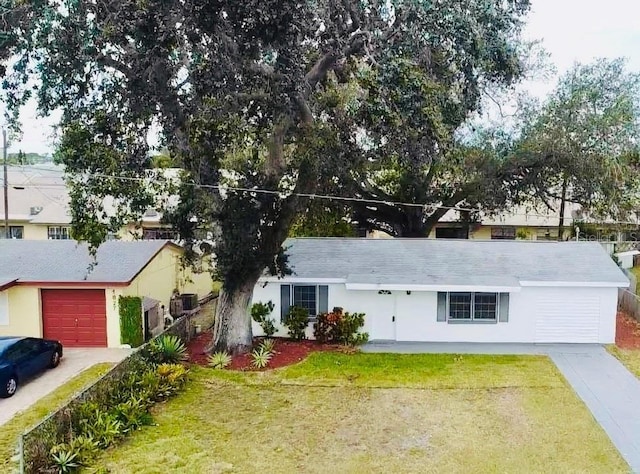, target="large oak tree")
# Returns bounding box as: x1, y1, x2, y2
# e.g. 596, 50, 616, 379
3, 0, 531, 353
